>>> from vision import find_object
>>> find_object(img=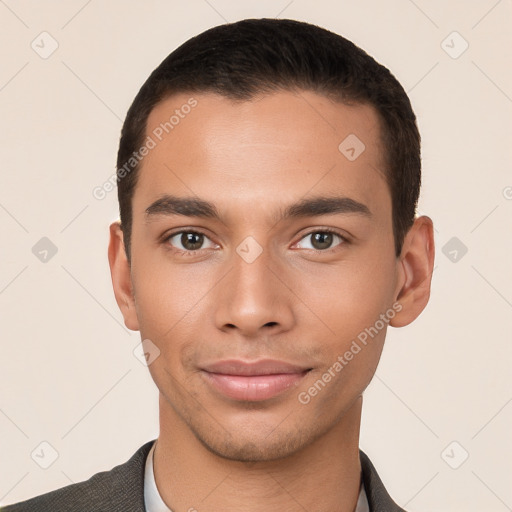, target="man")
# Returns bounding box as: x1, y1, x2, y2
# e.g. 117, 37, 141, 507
2, 18, 434, 512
